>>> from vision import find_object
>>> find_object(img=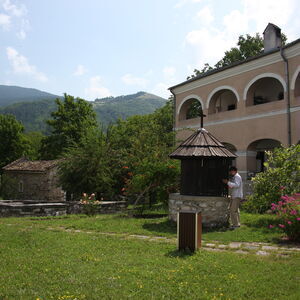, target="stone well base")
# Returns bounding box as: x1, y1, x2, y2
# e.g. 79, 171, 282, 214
169, 193, 230, 228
